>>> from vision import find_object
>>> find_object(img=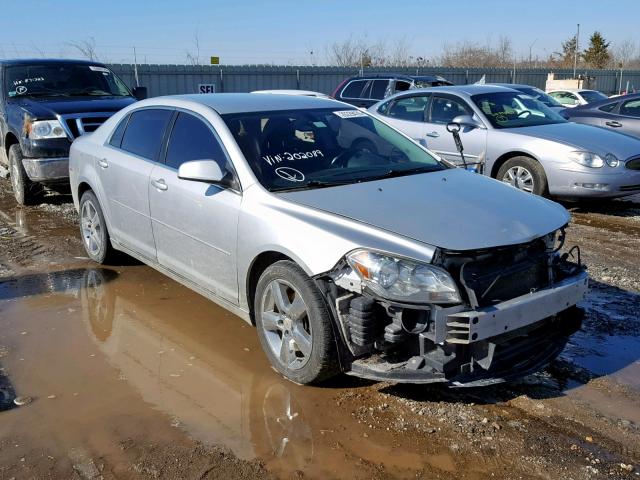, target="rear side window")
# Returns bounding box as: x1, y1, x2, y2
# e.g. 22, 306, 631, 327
341, 80, 367, 99
599, 103, 617, 113
165, 112, 228, 170
109, 115, 129, 148
394, 80, 412, 93
120, 109, 173, 160
369, 80, 389, 100
386, 95, 430, 122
